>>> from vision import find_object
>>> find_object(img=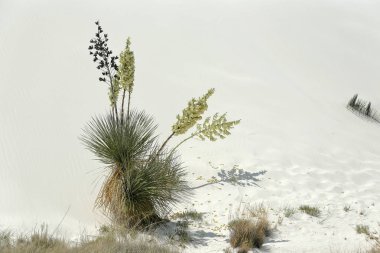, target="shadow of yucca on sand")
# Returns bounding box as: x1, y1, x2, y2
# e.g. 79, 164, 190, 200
81, 21, 240, 228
